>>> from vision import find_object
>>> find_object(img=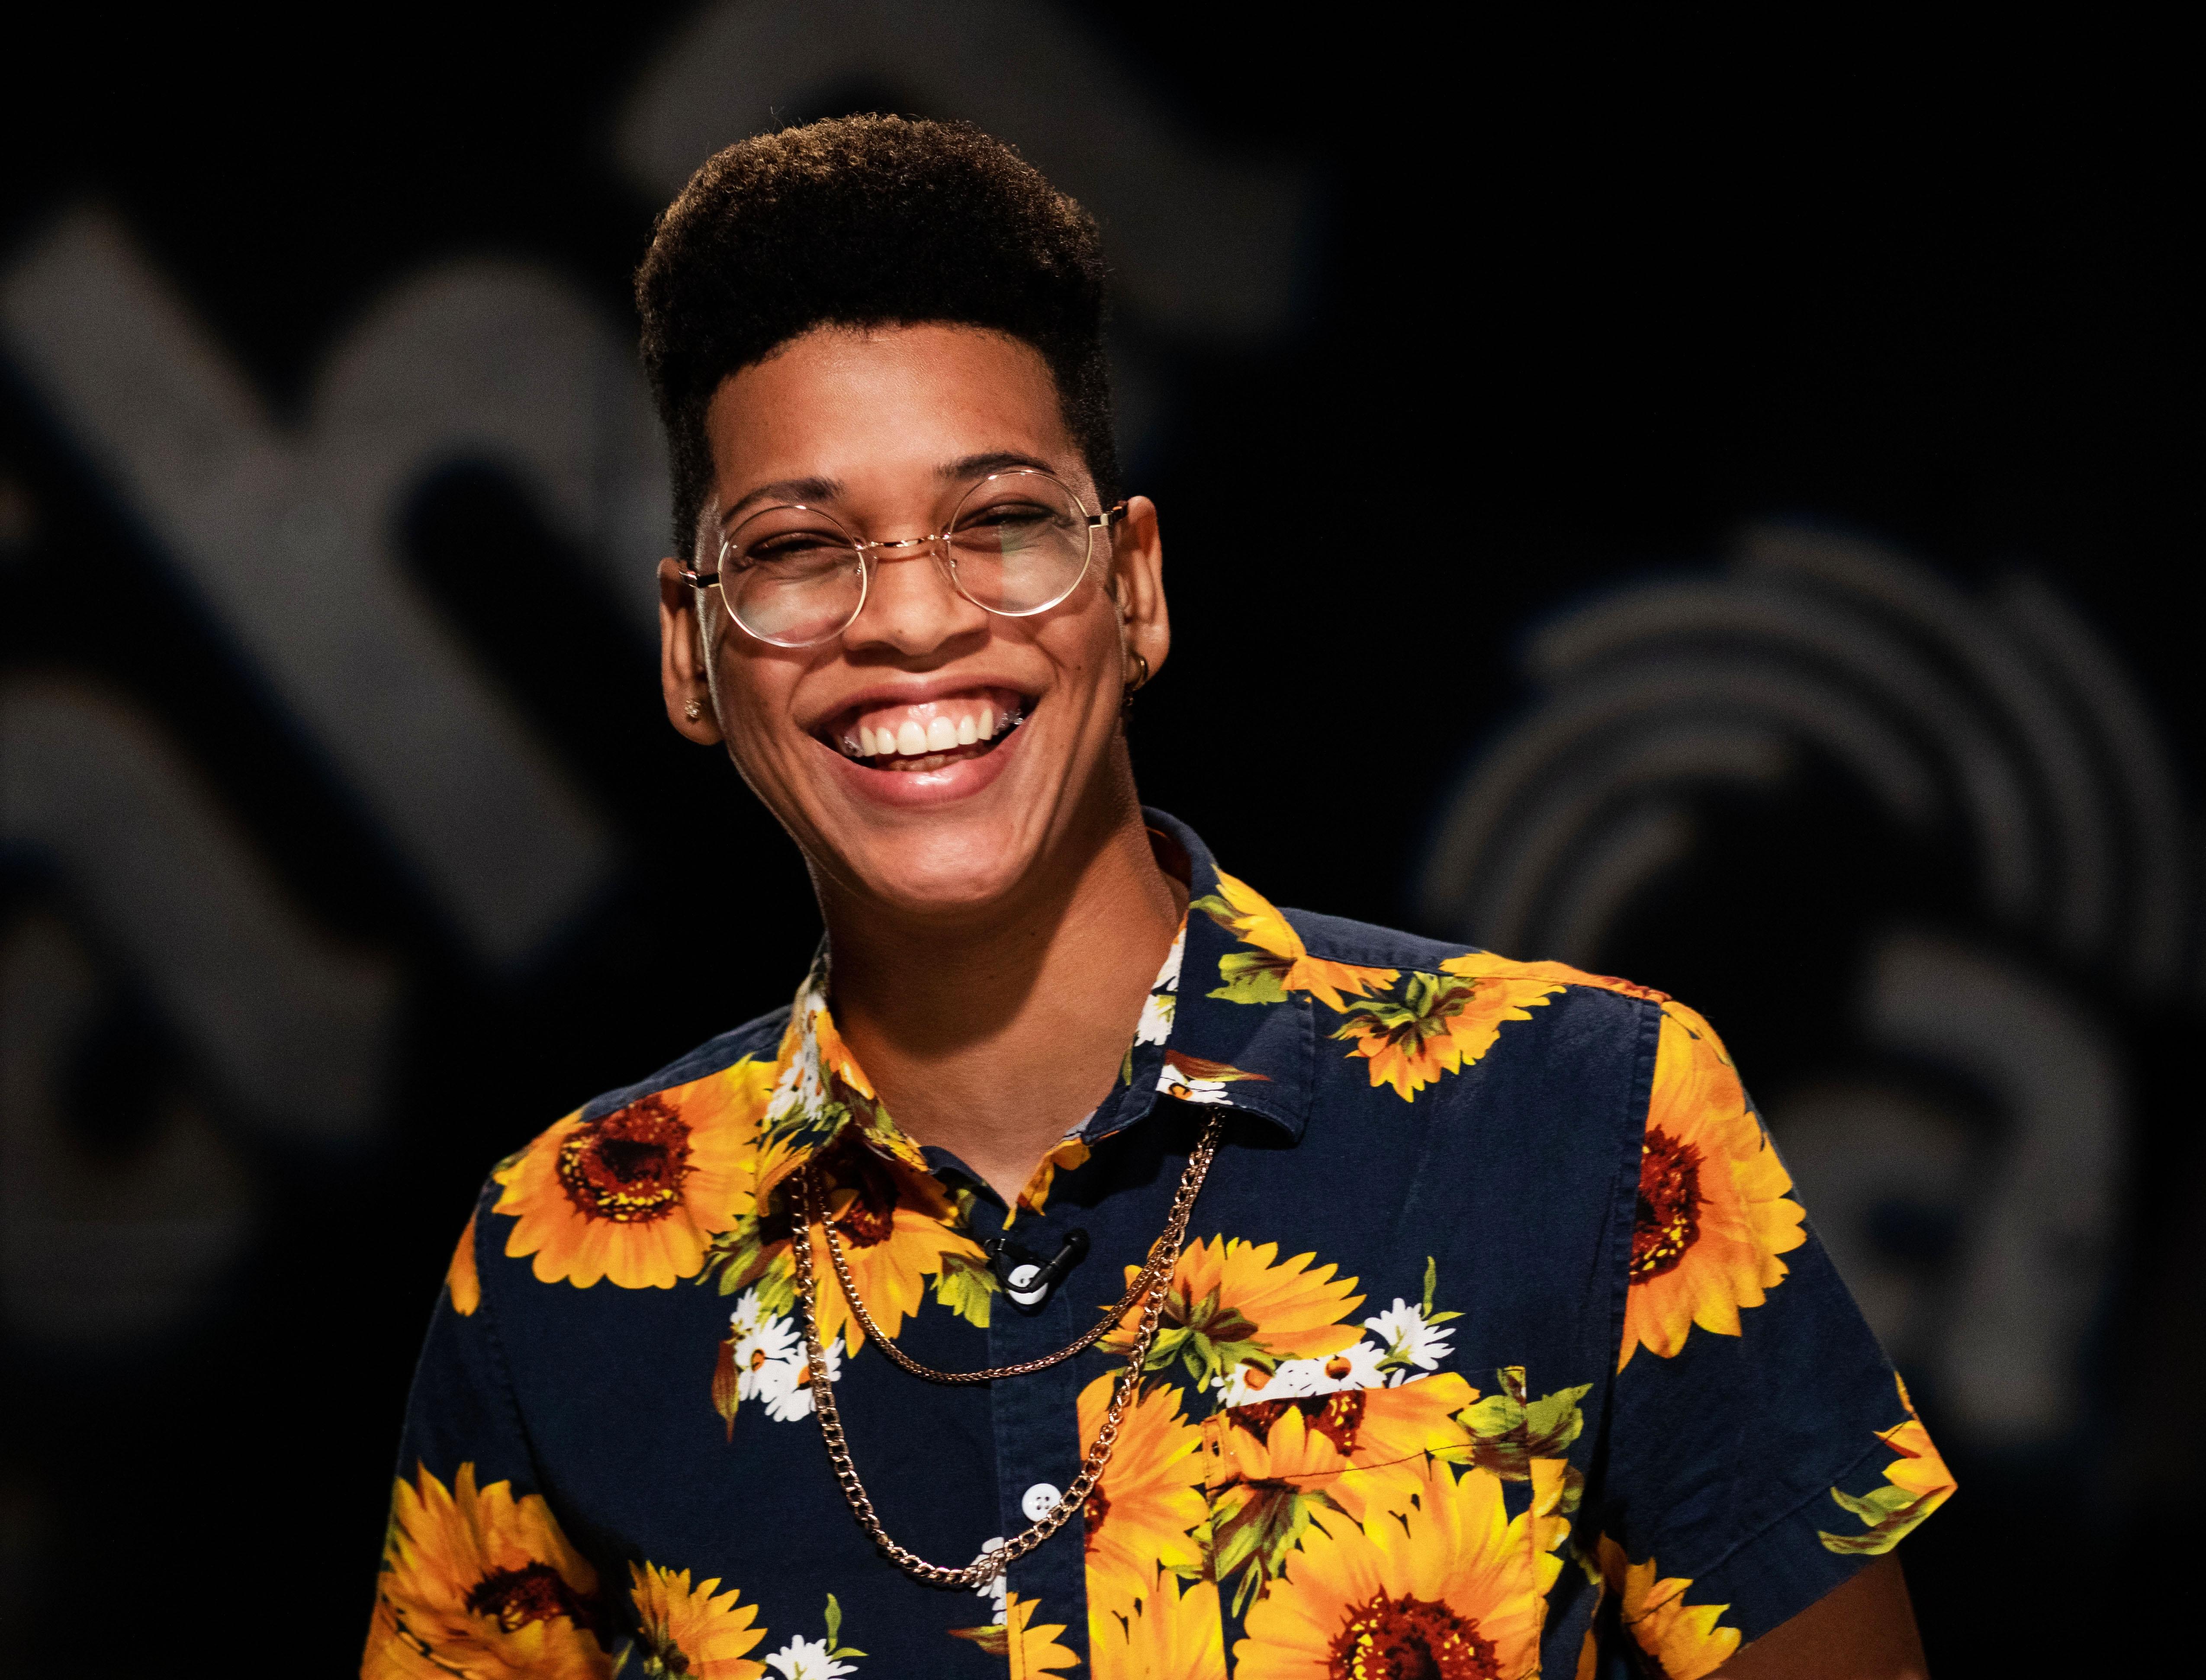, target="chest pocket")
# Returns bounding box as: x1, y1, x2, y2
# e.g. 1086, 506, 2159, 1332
1199, 1372, 1569, 1678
